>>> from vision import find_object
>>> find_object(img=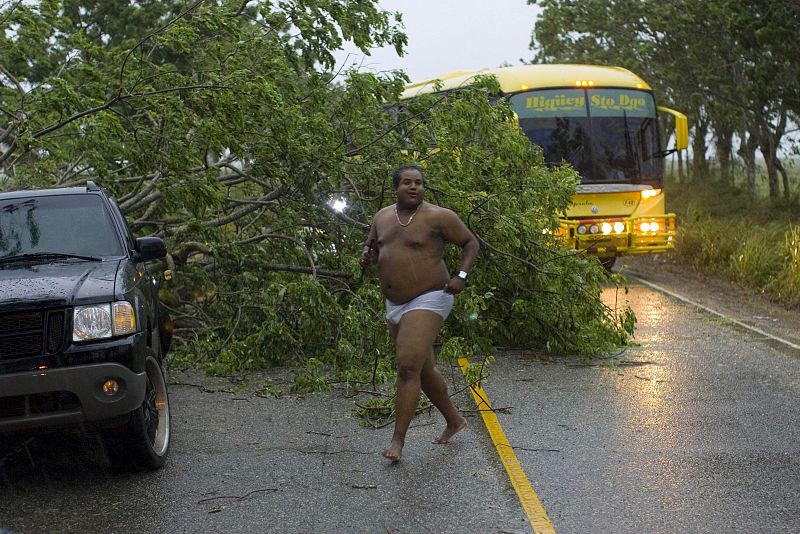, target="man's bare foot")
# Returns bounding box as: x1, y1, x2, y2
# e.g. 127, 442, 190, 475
381, 439, 403, 462
433, 417, 467, 444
